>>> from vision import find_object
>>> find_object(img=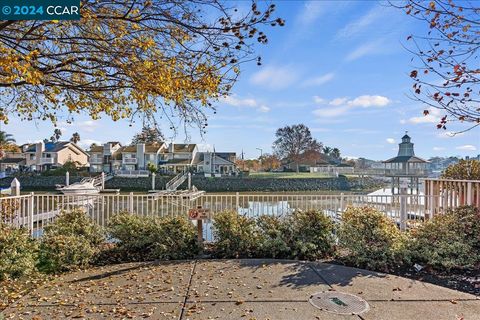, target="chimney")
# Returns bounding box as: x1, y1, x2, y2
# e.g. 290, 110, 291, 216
137, 143, 145, 169
35, 141, 44, 162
